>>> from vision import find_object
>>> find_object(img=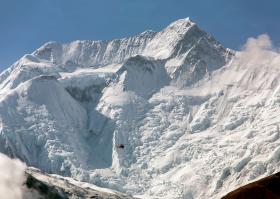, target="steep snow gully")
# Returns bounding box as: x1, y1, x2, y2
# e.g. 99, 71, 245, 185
0, 18, 279, 198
